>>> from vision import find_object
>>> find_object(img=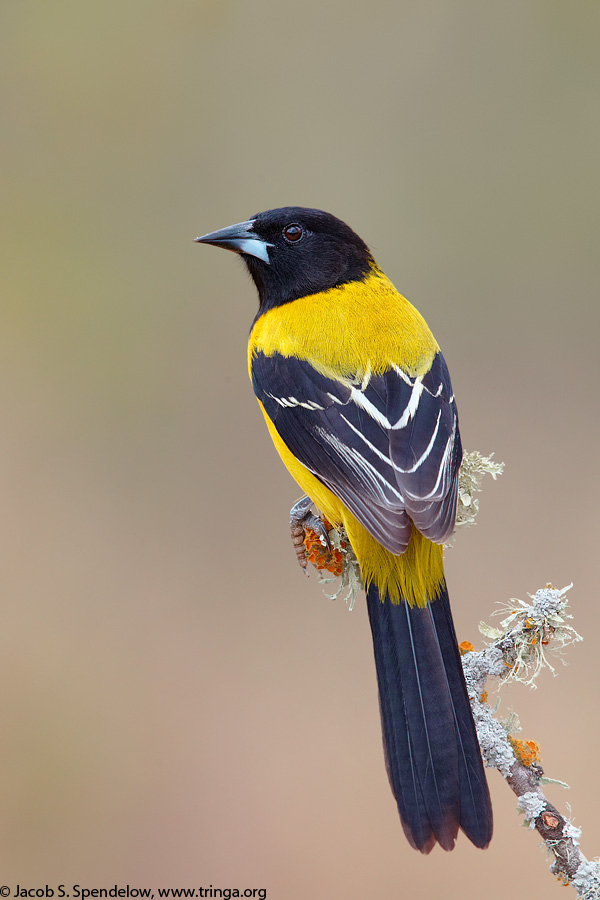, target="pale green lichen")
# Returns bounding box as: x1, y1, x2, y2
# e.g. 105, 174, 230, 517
565, 820, 583, 844
571, 859, 600, 900
461, 646, 516, 776
445, 450, 504, 547
539, 774, 570, 790
317, 524, 363, 611
517, 791, 546, 827
480, 584, 583, 688
474, 707, 516, 777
